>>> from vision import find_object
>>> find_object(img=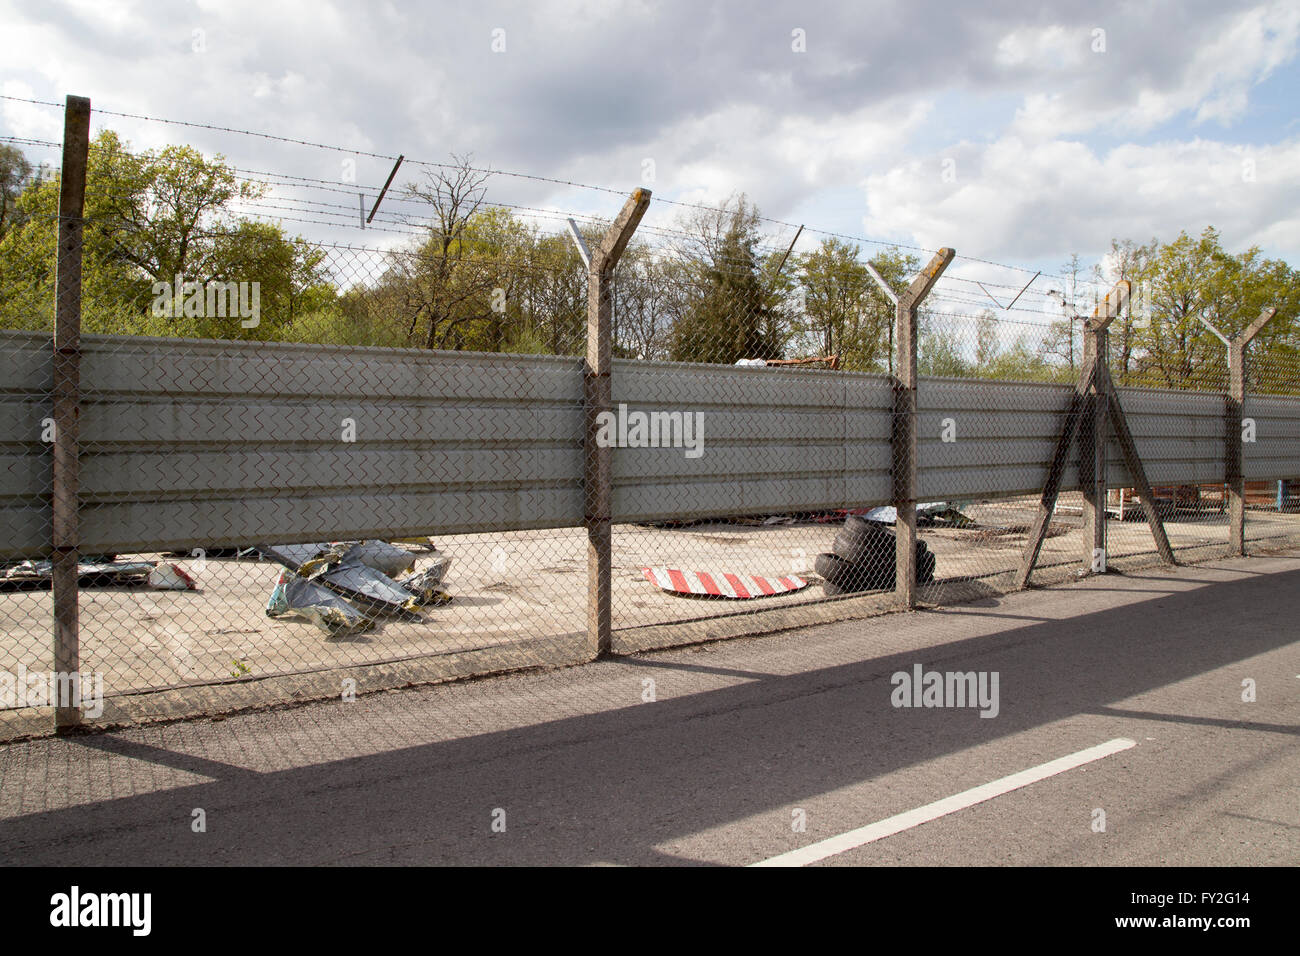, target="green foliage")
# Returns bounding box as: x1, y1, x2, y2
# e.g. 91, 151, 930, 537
0, 144, 37, 242
670, 198, 783, 363
0, 131, 333, 339
1123, 227, 1300, 390
1, 136, 1295, 395
793, 238, 903, 371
